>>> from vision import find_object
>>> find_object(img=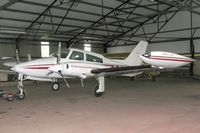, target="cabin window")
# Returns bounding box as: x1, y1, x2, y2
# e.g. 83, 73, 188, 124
69, 51, 84, 60
86, 54, 103, 63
